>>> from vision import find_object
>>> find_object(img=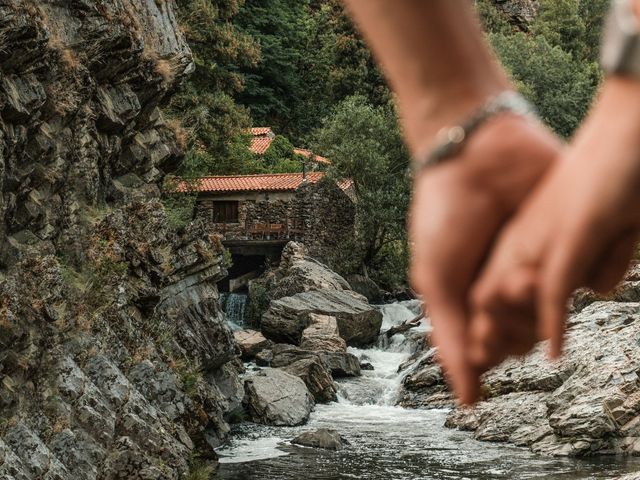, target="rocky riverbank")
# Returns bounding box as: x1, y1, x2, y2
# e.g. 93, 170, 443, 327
400, 264, 640, 459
